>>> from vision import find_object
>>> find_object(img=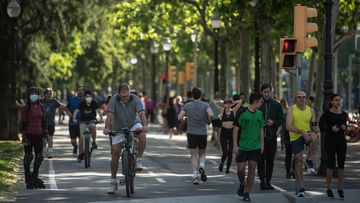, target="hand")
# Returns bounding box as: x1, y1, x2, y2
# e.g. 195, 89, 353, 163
233, 145, 239, 155
21, 133, 26, 140
332, 125, 340, 132
303, 132, 312, 143
266, 119, 274, 126
103, 128, 110, 135
340, 124, 346, 131
261, 145, 264, 154
142, 126, 148, 133
72, 118, 77, 124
